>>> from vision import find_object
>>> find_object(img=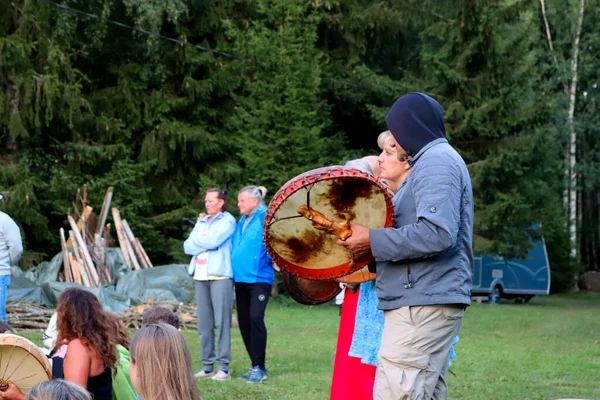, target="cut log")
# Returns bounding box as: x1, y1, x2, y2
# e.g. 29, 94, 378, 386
96, 187, 113, 236
68, 216, 100, 286
111, 208, 132, 270
121, 220, 147, 269
66, 206, 93, 247
59, 228, 72, 282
